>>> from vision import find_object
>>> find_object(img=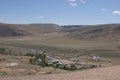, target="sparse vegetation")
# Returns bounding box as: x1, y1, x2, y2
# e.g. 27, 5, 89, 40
29, 53, 79, 71
29, 53, 48, 67
0, 72, 7, 77
0, 48, 22, 56
25, 52, 35, 57
61, 64, 77, 71
0, 48, 6, 55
